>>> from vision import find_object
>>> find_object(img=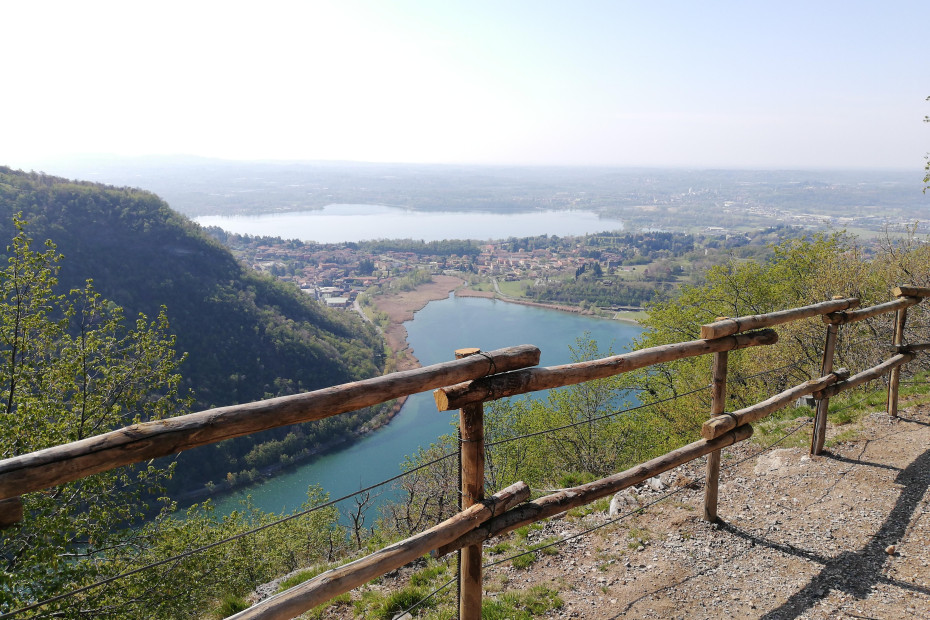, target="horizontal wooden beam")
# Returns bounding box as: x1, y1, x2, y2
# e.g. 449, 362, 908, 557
229, 482, 530, 620
0, 345, 541, 501
823, 296, 920, 325
700, 298, 859, 339
0, 498, 23, 529
892, 286, 930, 298
814, 353, 915, 400
434, 425, 753, 557
434, 330, 778, 411
893, 342, 930, 353
702, 369, 849, 440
